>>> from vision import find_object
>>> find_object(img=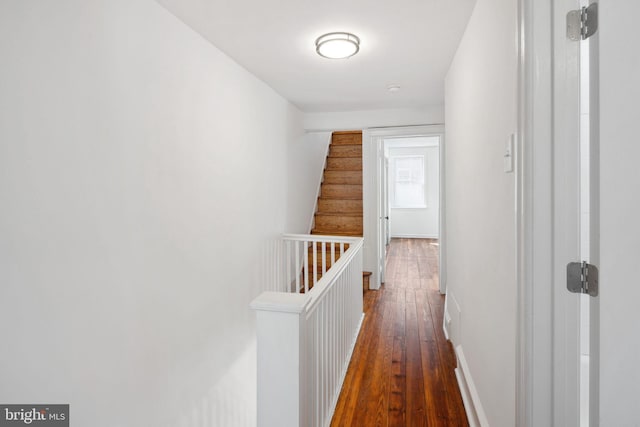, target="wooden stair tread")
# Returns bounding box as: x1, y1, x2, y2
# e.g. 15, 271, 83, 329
326, 157, 362, 171
315, 211, 362, 217
314, 216, 362, 226
318, 196, 362, 201
329, 145, 362, 158
320, 188, 362, 200
323, 171, 362, 185
333, 130, 362, 134
331, 131, 363, 146
317, 200, 362, 214
313, 229, 363, 235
